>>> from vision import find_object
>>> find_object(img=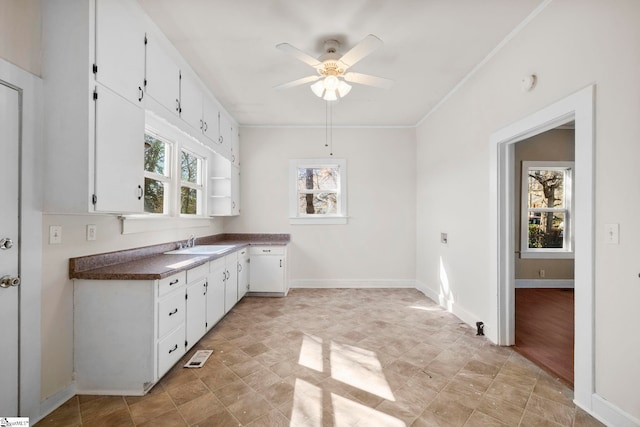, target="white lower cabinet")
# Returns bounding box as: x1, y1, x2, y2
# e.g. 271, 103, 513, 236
249, 246, 288, 295
224, 251, 238, 313
237, 248, 249, 300
206, 258, 226, 329
185, 263, 208, 350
